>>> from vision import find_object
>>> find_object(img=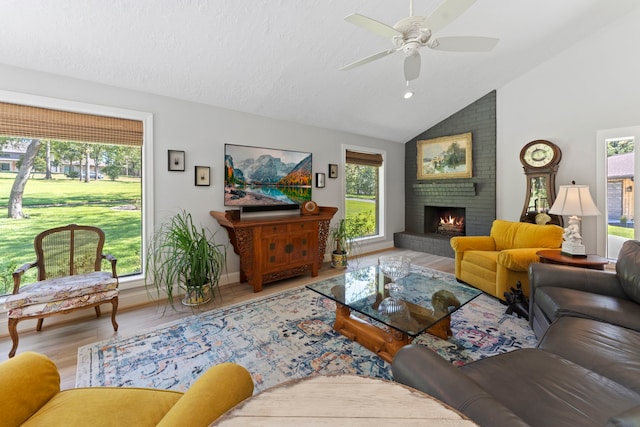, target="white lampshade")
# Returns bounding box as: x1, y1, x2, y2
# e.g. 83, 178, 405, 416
549, 184, 601, 217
